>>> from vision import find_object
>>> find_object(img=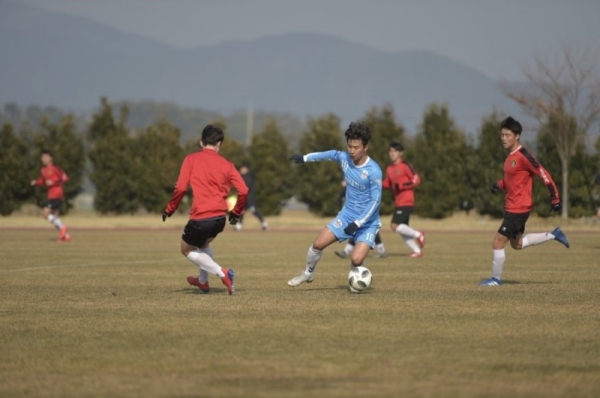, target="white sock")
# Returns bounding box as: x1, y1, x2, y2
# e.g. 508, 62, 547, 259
305, 245, 322, 275
492, 249, 506, 279
343, 243, 354, 254
376, 243, 386, 254
198, 247, 213, 283
187, 250, 225, 278
403, 236, 421, 253
521, 232, 555, 249
47, 214, 63, 230
396, 224, 420, 239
